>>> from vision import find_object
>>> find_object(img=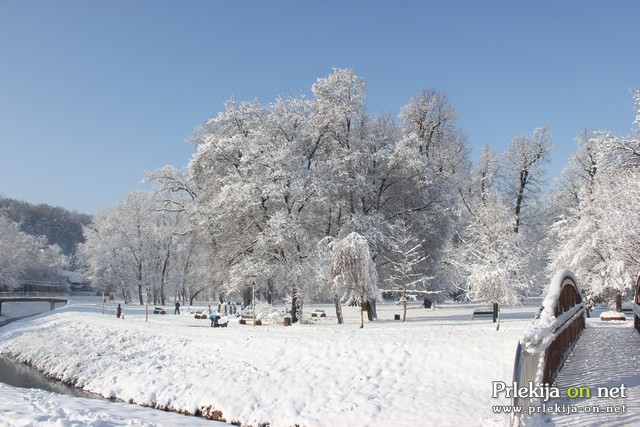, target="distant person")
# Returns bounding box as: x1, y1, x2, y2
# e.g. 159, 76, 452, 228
116, 304, 122, 318
174, 301, 181, 315
209, 313, 221, 327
